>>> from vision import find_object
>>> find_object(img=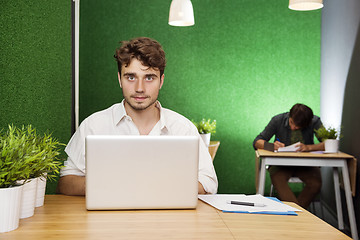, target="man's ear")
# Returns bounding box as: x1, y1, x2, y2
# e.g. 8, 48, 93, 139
118, 72, 122, 88
159, 74, 164, 89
